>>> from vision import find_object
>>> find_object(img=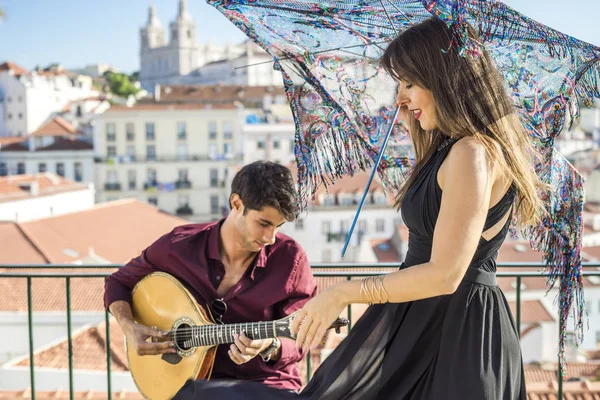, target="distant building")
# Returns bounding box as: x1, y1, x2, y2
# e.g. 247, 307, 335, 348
0, 116, 95, 186
139, 0, 281, 91
0, 62, 101, 136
